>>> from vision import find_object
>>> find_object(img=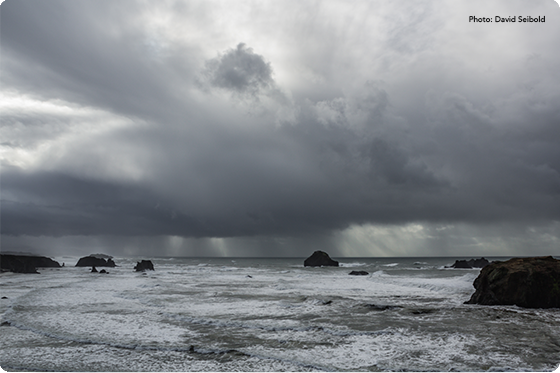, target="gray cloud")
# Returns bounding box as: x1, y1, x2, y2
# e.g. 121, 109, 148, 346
1, 0, 560, 256
201, 43, 274, 95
